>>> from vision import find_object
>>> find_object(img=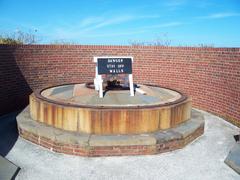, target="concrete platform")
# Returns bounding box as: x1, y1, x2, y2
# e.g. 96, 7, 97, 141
5, 109, 239, 180
0, 112, 20, 179
0, 155, 20, 180
17, 106, 204, 156
225, 143, 240, 174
